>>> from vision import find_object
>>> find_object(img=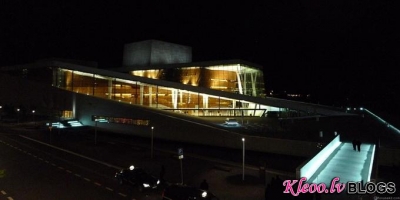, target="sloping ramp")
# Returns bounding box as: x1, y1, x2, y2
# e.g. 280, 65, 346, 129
309, 142, 375, 185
